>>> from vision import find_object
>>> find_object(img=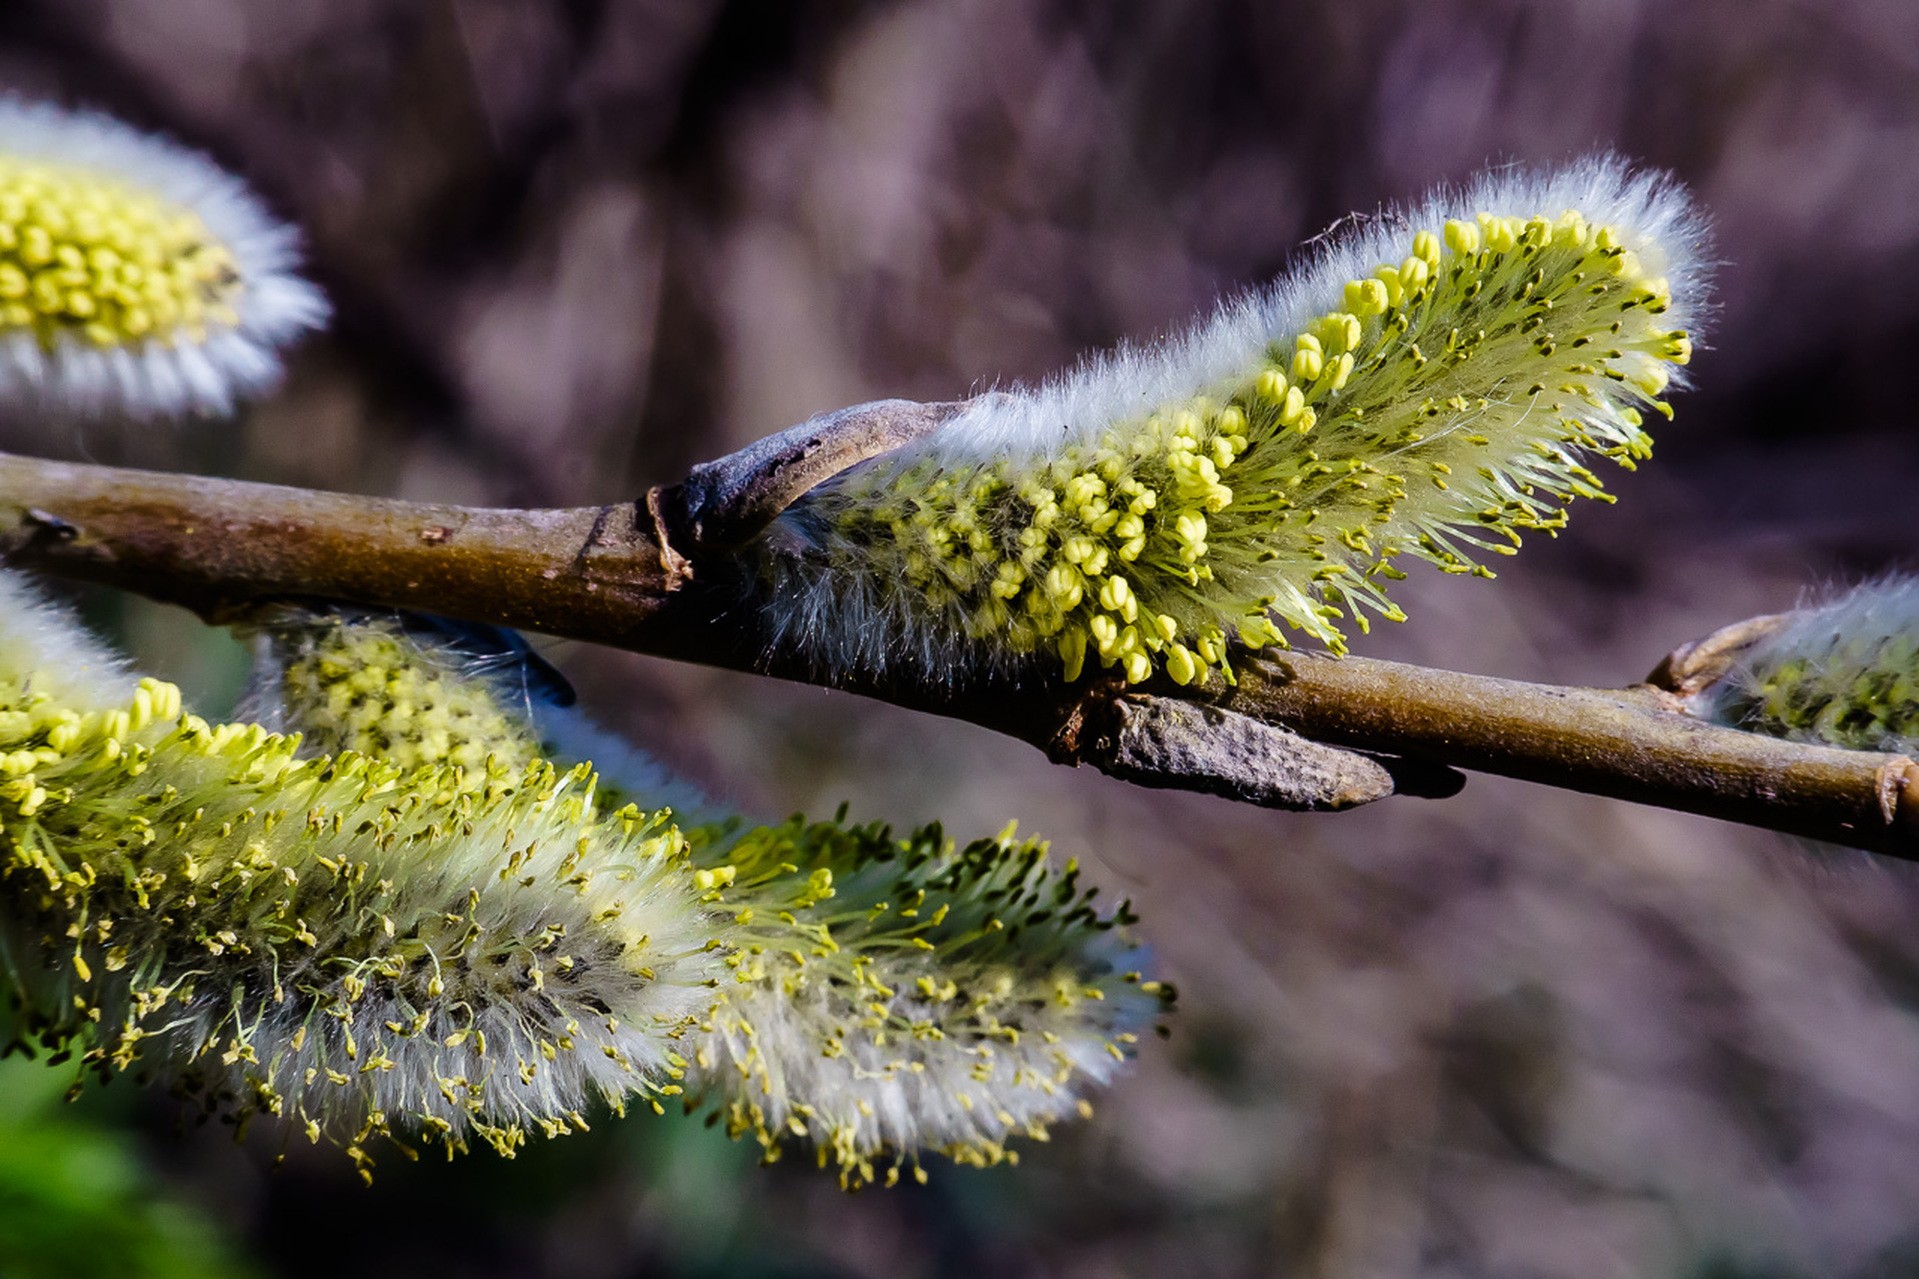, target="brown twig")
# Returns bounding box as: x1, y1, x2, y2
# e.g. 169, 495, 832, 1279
1227, 652, 1919, 855
2, 400, 1912, 854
